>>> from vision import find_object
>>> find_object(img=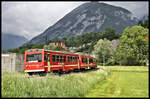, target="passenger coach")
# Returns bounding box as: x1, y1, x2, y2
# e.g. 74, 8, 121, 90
24, 49, 97, 75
